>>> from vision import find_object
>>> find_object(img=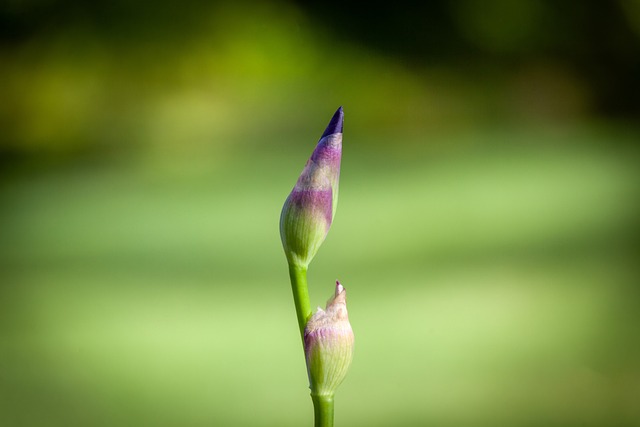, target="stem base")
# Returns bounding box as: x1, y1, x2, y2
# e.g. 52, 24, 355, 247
312, 394, 334, 427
